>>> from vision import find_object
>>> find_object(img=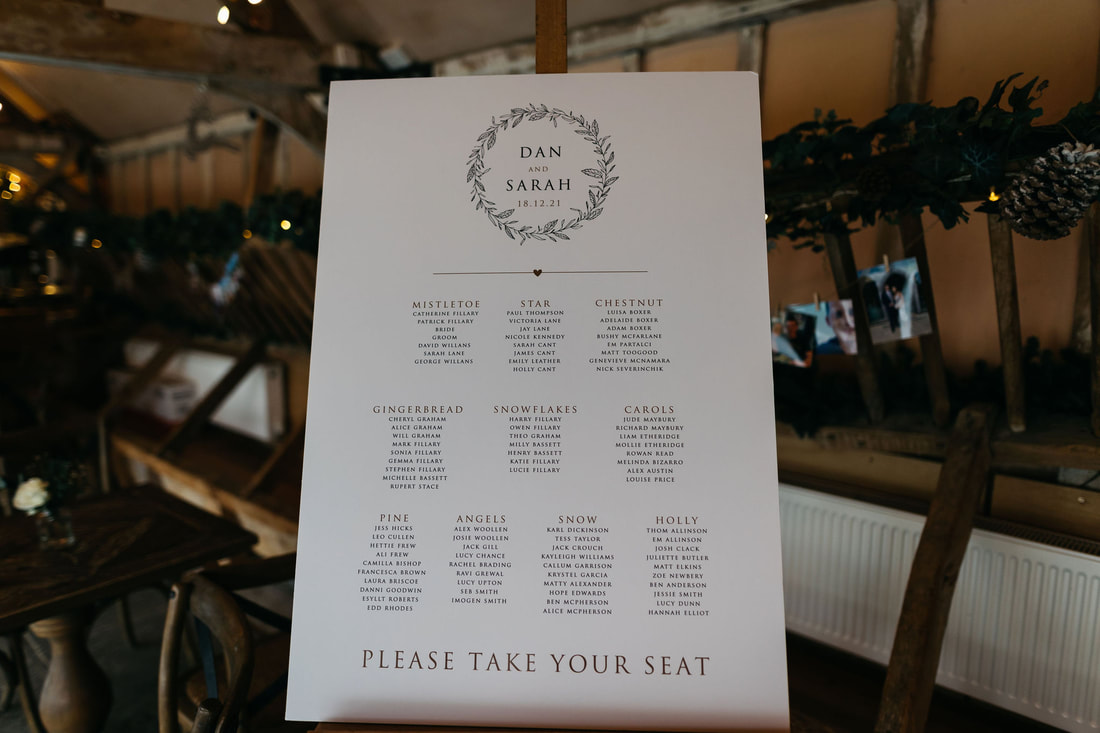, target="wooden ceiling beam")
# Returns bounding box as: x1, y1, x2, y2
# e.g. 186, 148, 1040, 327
215, 83, 326, 156
0, 129, 67, 153
227, 0, 314, 40
0, 66, 51, 123
0, 0, 325, 90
